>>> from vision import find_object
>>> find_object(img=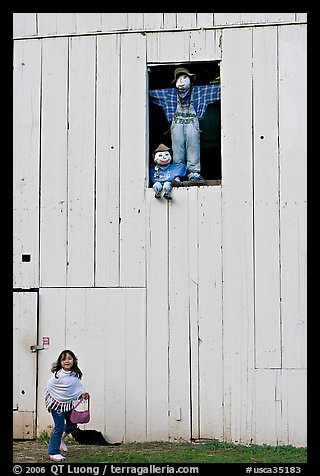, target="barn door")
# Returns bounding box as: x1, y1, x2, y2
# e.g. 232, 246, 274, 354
13, 291, 38, 439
